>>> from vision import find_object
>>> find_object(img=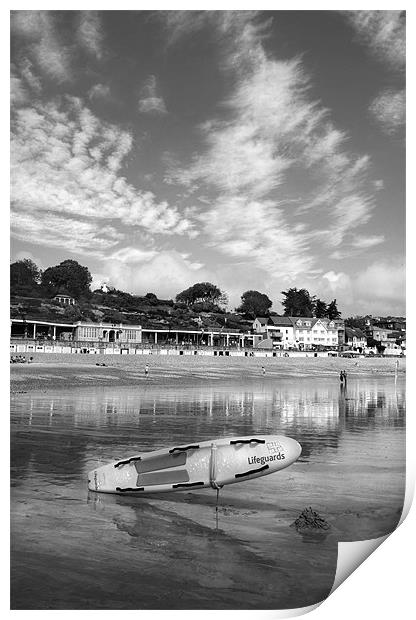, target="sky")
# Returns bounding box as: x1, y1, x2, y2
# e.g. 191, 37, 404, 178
10, 9, 406, 316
